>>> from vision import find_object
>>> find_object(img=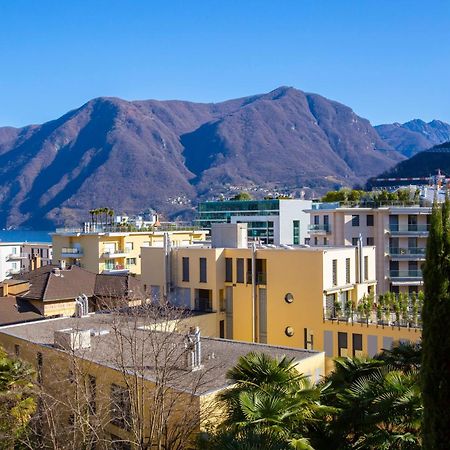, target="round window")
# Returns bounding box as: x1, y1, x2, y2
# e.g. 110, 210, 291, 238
285, 326, 294, 337
285, 293, 294, 304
